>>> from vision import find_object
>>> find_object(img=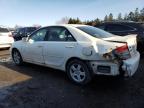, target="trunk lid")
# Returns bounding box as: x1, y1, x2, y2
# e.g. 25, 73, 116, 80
103, 35, 137, 57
